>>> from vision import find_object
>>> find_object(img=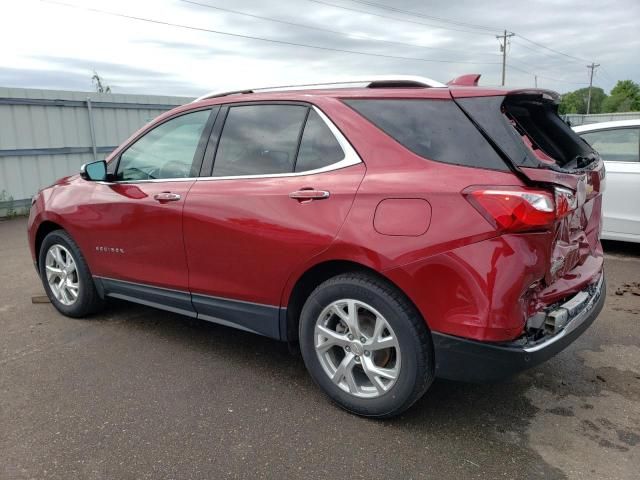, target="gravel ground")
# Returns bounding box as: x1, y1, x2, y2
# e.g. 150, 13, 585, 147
1, 217, 639, 479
